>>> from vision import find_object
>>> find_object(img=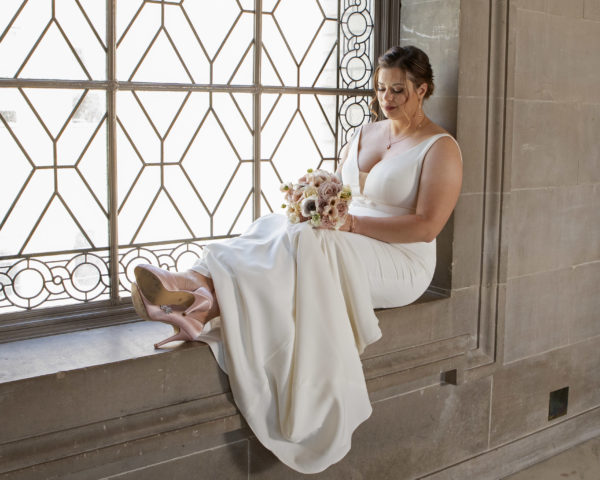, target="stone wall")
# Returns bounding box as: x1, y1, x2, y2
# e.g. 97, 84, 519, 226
1, 1, 599, 479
